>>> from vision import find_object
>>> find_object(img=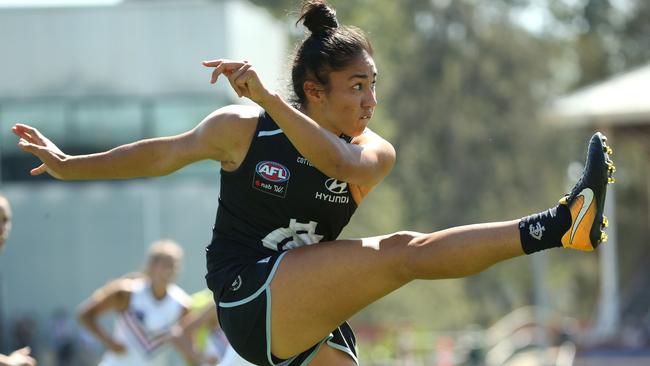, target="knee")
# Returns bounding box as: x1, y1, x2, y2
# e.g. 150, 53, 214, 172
387, 231, 421, 245
310, 344, 357, 366
379, 231, 420, 251
380, 231, 424, 282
